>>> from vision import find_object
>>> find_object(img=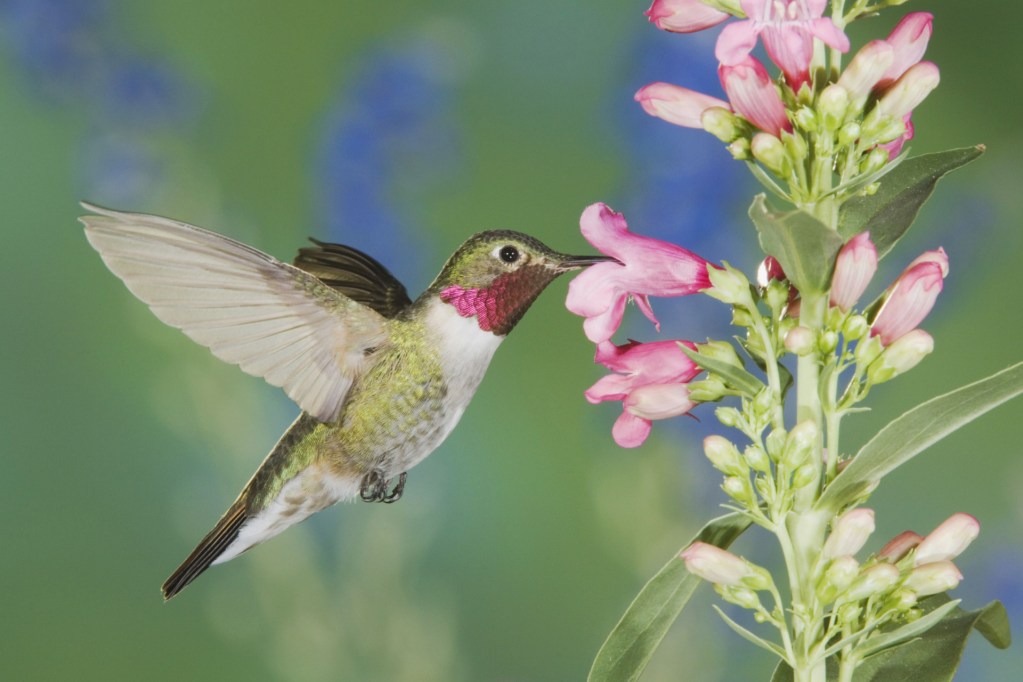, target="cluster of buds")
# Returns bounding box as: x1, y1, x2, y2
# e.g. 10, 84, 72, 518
636, 1, 939, 202
814, 511, 979, 630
